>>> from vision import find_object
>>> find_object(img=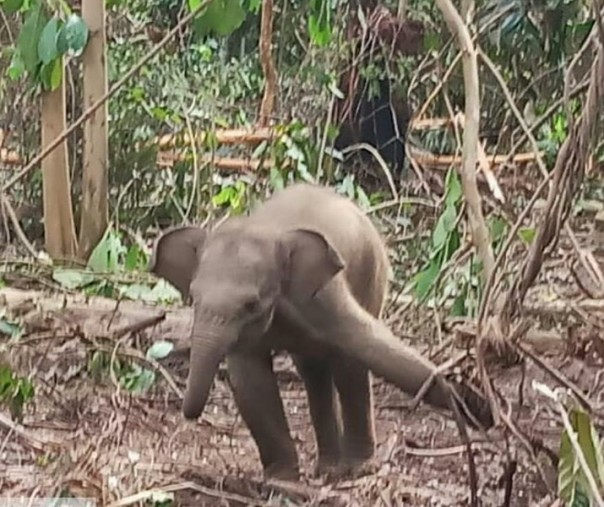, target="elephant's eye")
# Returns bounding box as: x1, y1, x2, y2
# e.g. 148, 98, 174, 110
243, 296, 261, 314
